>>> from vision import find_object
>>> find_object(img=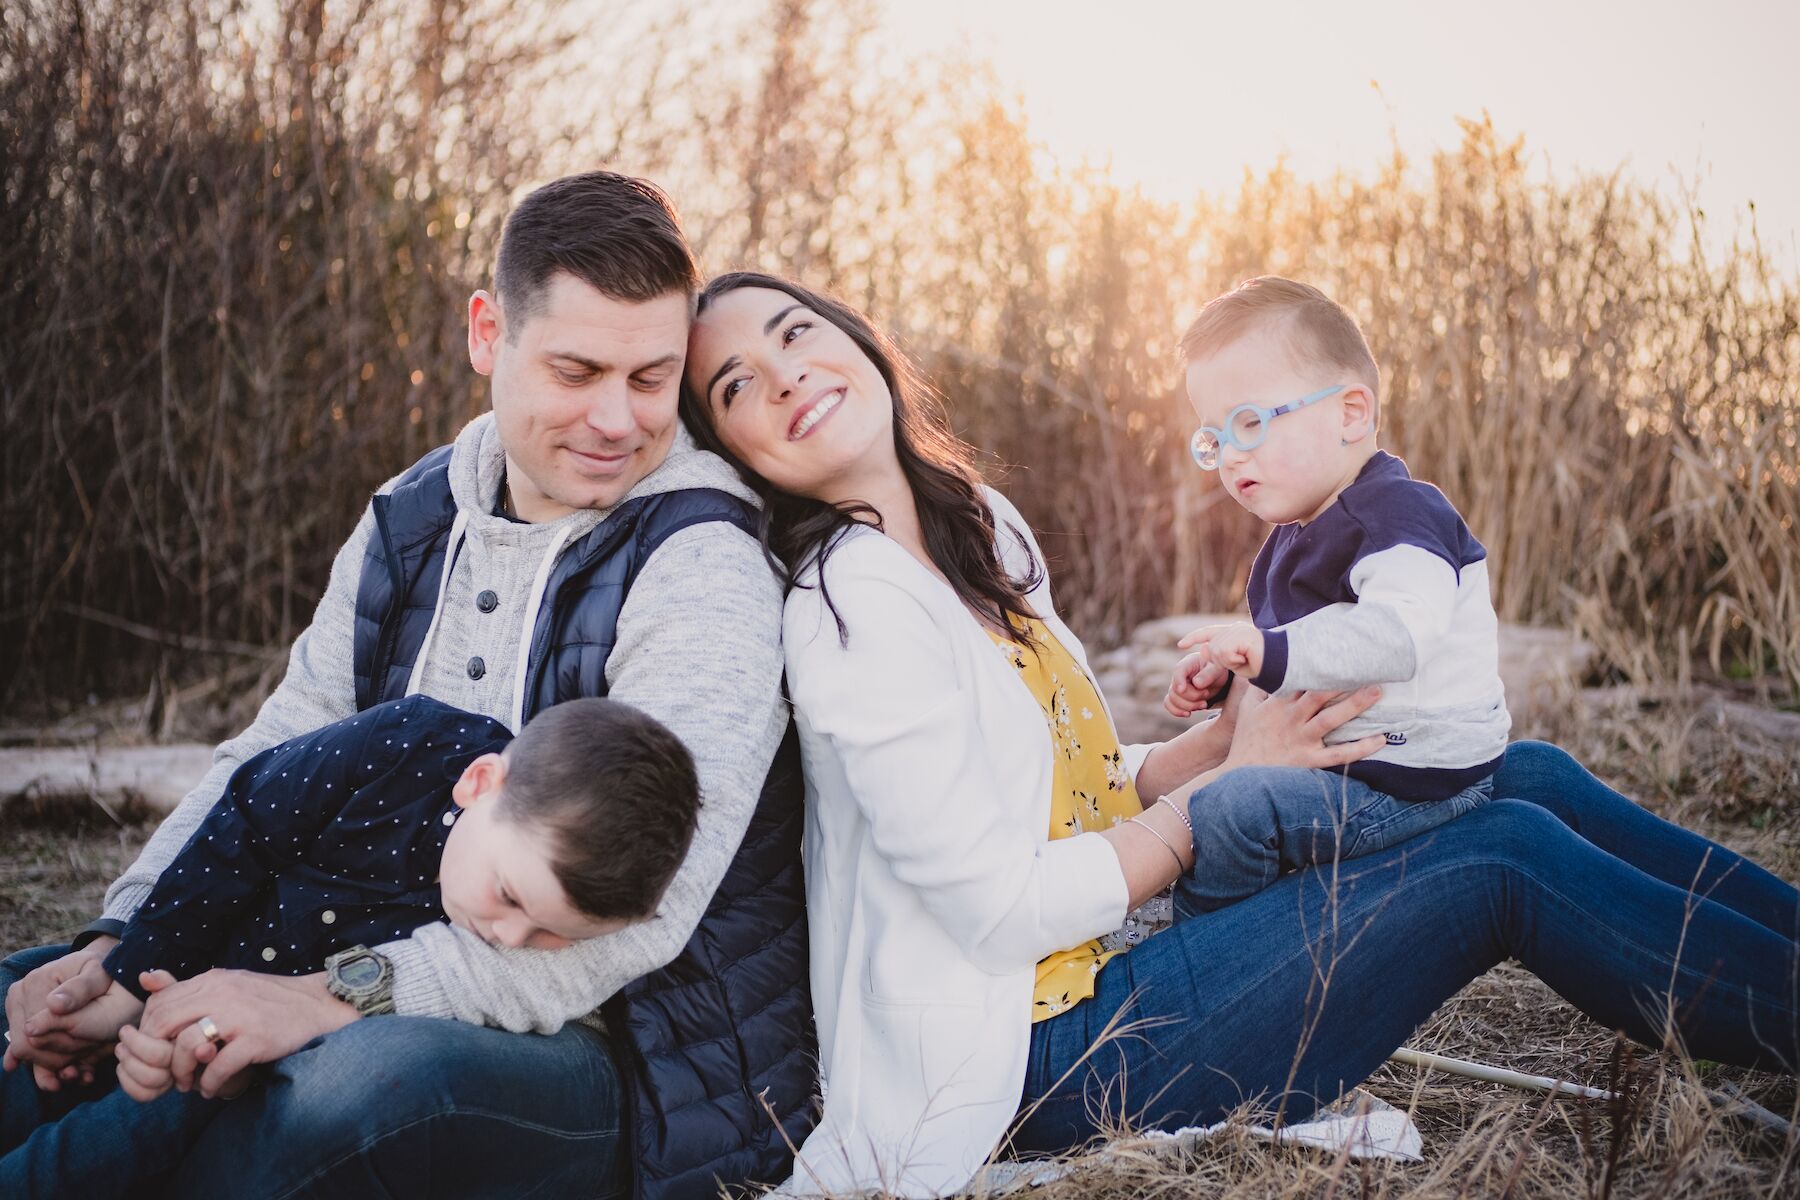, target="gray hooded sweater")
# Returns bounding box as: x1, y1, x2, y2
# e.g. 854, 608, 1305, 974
99, 414, 788, 1032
